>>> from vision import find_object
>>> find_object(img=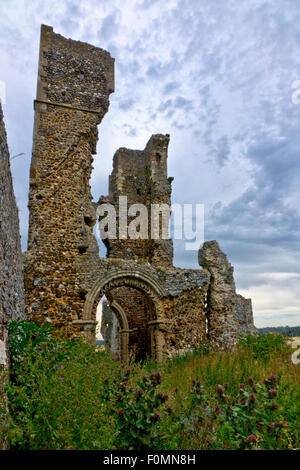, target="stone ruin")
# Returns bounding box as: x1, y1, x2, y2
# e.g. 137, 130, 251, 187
0, 101, 26, 450
0, 25, 255, 365
0, 103, 25, 370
